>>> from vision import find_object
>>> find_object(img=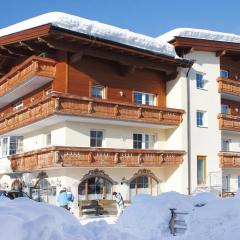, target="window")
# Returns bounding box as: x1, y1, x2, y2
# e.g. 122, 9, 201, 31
197, 156, 206, 185
221, 104, 229, 114
90, 130, 103, 147
13, 101, 23, 111
220, 69, 229, 78
92, 86, 104, 99
222, 139, 231, 152
196, 73, 206, 89
196, 111, 207, 127
133, 133, 156, 149
223, 175, 230, 192
46, 133, 51, 146
134, 92, 155, 106
1, 136, 23, 157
